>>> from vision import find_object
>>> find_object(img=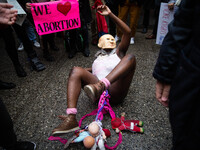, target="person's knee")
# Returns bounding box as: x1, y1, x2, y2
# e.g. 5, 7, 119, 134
69, 66, 82, 77
125, 53, 136, 69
